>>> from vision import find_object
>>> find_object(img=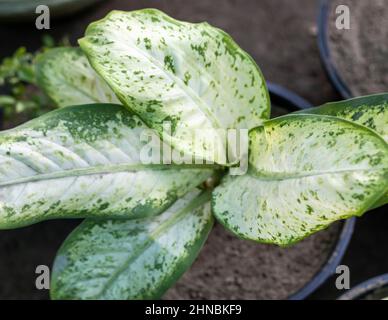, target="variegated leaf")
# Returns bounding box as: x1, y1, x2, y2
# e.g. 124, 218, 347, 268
298, 93, 388, 143
36, 47, 120, 107
297, 93, 388, 208
212, 114, 388, 246
51, 189, 213, 300
0, 104, 212, 229
79, 9, 270, 165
